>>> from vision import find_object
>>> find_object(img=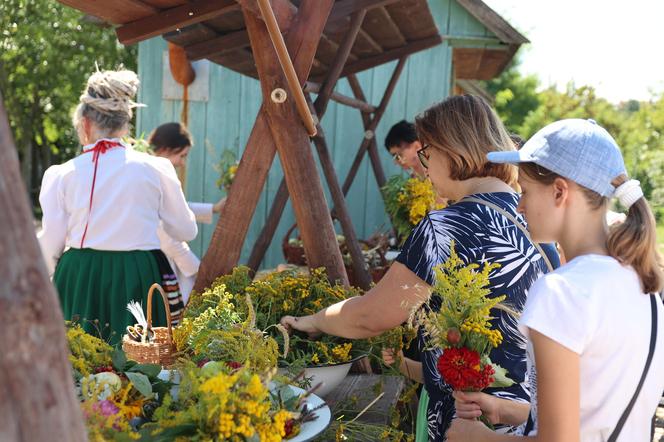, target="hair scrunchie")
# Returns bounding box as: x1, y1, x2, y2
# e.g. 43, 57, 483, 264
613, 179, 643, 209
